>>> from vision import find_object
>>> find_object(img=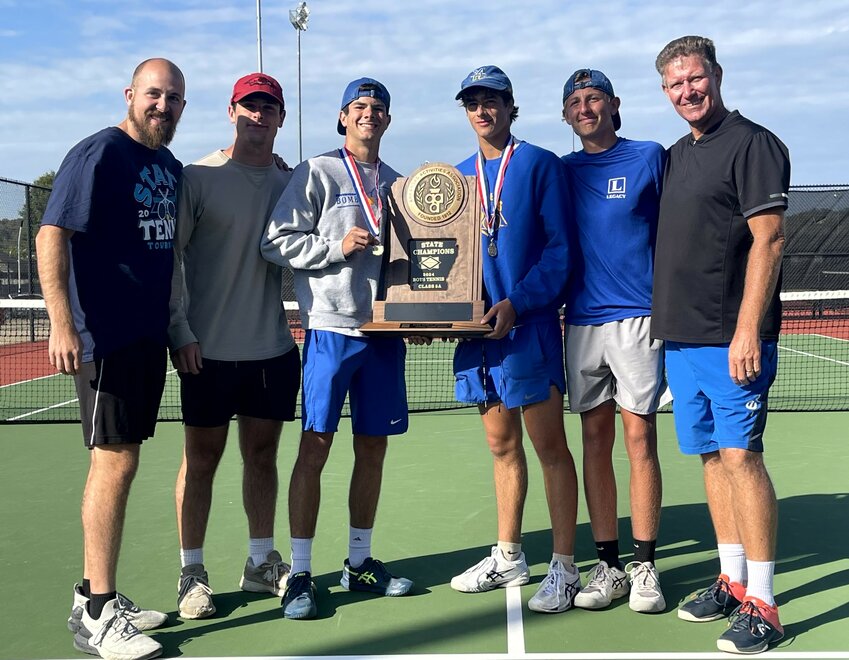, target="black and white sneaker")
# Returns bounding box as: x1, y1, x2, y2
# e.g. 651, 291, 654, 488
450, 546, 530, 593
